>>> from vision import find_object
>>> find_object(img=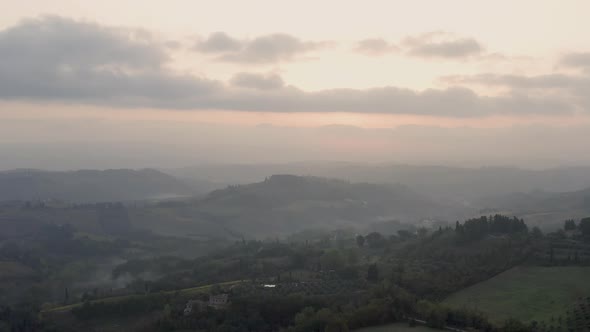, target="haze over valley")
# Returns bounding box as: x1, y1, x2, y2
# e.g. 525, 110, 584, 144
1, 2, 590, 331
